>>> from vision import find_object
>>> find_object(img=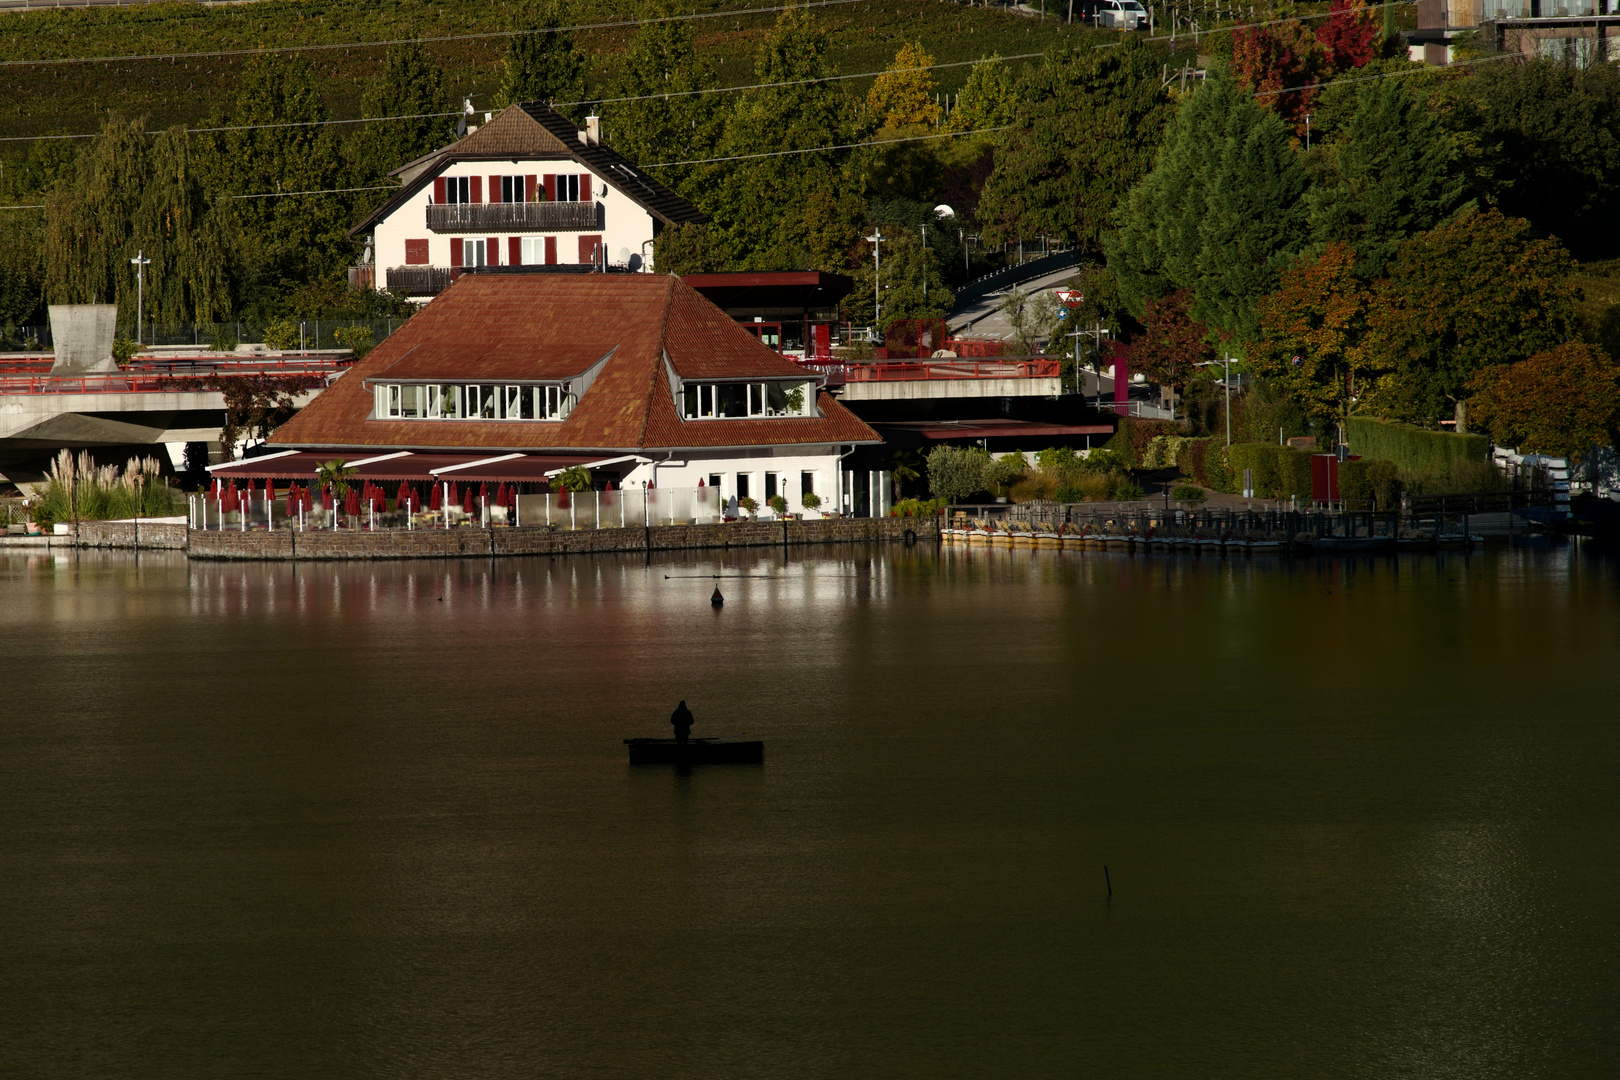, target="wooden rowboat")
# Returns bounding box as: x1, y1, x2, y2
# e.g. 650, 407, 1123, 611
625, 737, 764, 765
